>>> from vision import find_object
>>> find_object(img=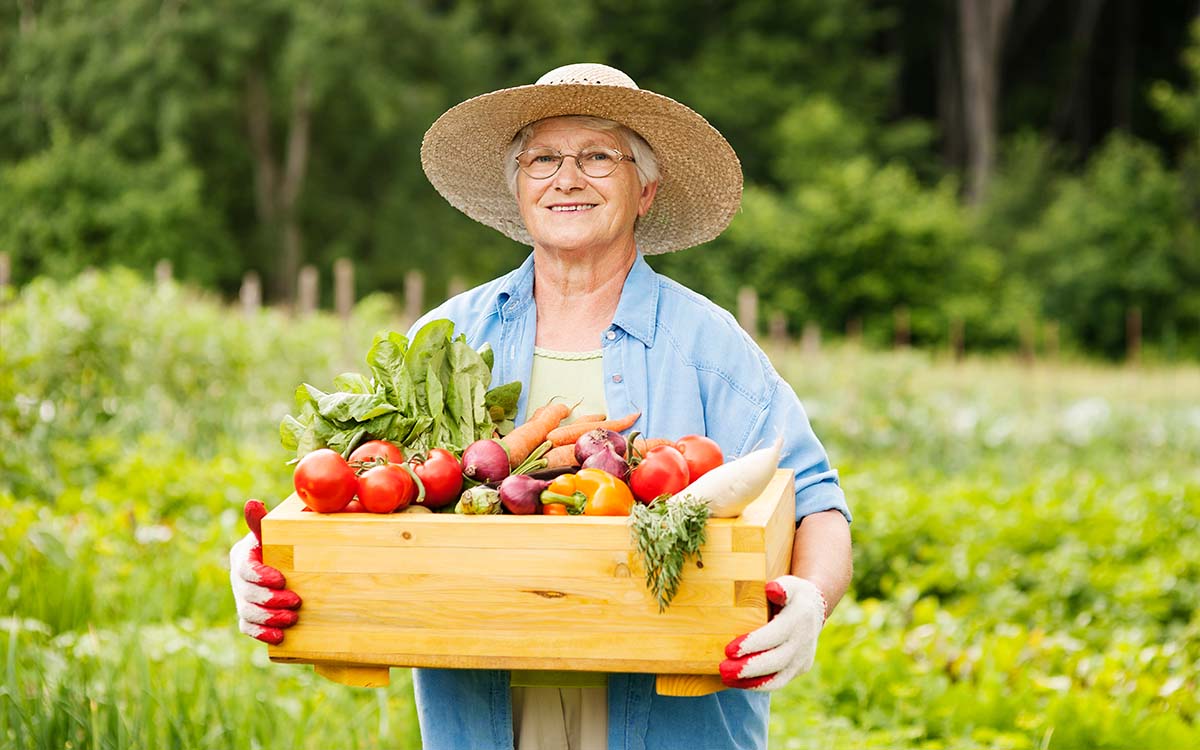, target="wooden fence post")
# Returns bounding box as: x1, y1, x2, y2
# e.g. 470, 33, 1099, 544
1044, 321, 1059, 361
298, 265, 319, 316
1019, 318, 1036, 365
155, 259, 173, 285
0, 252, 10, 293
801, 321, 822, 356
768, 311, 789, 347
334, 258, 354, 322
893, 306, 910, 349
846, 317, 863, 344
404, 270, 425, 325
240, 271, 262, 316
737, 287, 758, 338
1126, 306, 1142, 364
950, 316, 965, 362
447, 275, 468, 299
